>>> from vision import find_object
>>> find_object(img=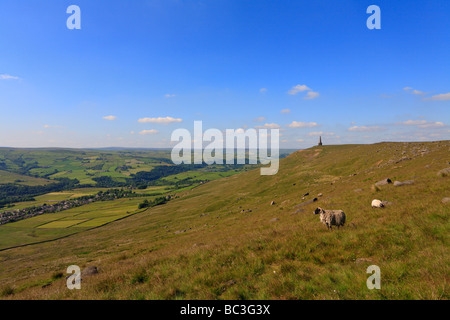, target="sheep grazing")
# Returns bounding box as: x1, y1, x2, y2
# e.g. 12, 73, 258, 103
314, 207, 346, 230
371, 199, 384, 208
